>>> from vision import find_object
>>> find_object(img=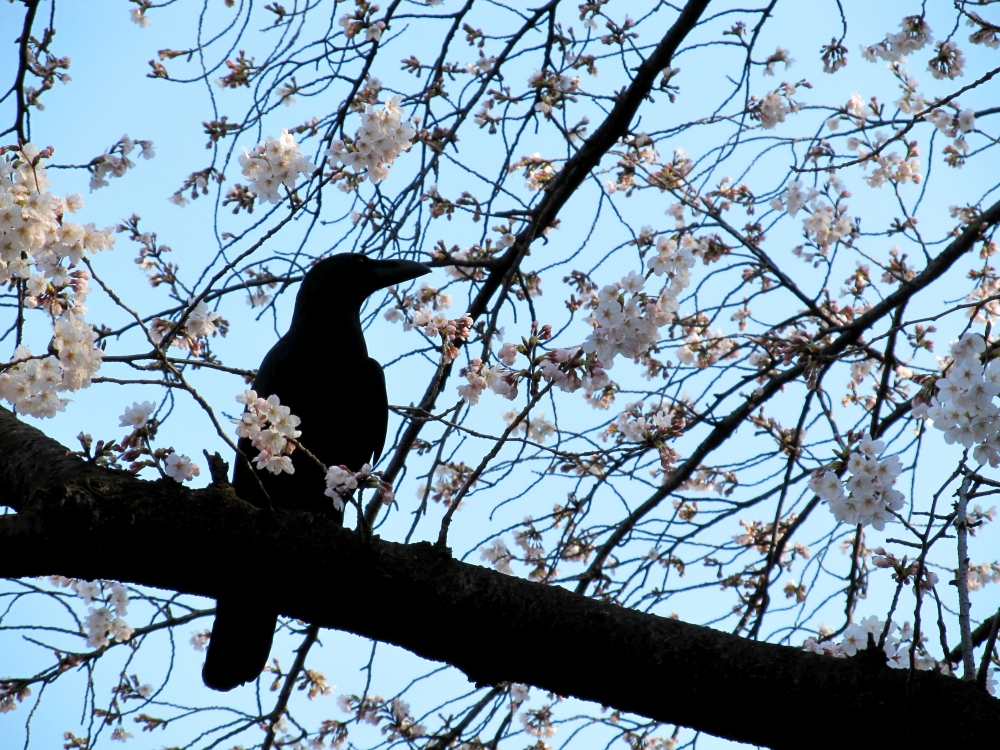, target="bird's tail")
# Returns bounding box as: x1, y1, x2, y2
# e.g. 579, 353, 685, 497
202, 596, 277, 691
